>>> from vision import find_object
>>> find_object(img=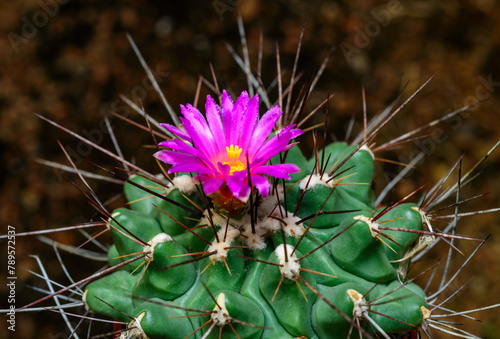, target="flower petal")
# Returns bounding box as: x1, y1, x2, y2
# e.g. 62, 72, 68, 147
221, 90, 234, 146
154, 150, 216, 174
160, 123, 190, 141
226, 172, 246, 198
201, 177, 224, 195
154, 149, 194, 165
230, 91, 250, 146
247, 105, 282, 159
251, 174, 270, 197
180, 105, 217, 159
237, 94, 259, 151
217, 162, 231, 176
252, 163, 300, 179
205, 95, 226, 156
252, 127, 303, 167
169, 163, 215, 174
159, 139, 198, 156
